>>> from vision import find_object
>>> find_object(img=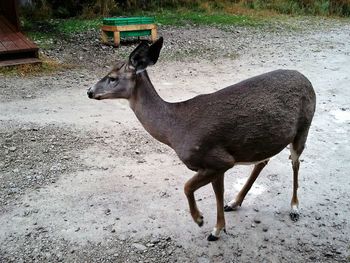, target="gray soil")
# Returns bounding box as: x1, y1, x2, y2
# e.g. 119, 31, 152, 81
1, 17, 350, 262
